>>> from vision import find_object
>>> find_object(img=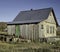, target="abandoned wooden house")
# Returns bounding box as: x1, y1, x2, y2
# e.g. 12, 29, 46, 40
7, 8, 58, 42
